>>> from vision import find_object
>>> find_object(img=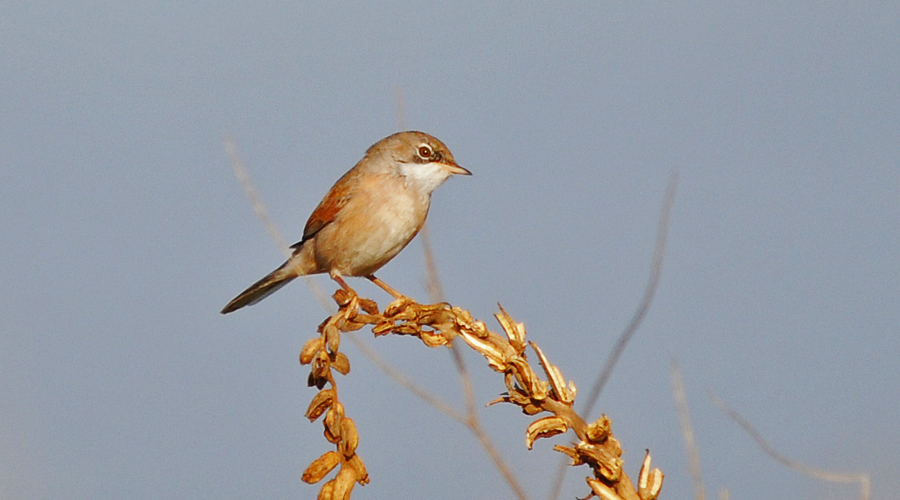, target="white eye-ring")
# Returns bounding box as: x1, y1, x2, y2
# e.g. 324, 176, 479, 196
416, 144, 433, 160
